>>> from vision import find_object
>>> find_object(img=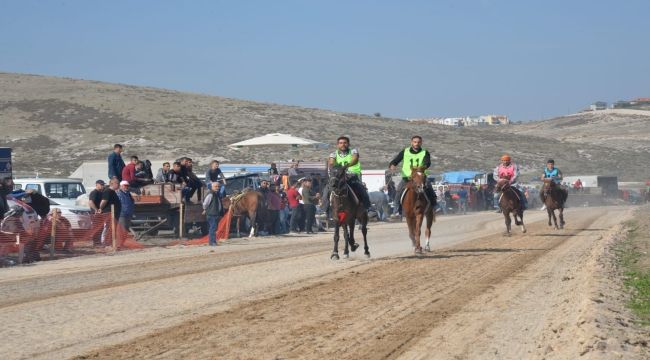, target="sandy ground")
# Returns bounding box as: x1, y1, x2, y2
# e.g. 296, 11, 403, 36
1, 206, 648, 359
